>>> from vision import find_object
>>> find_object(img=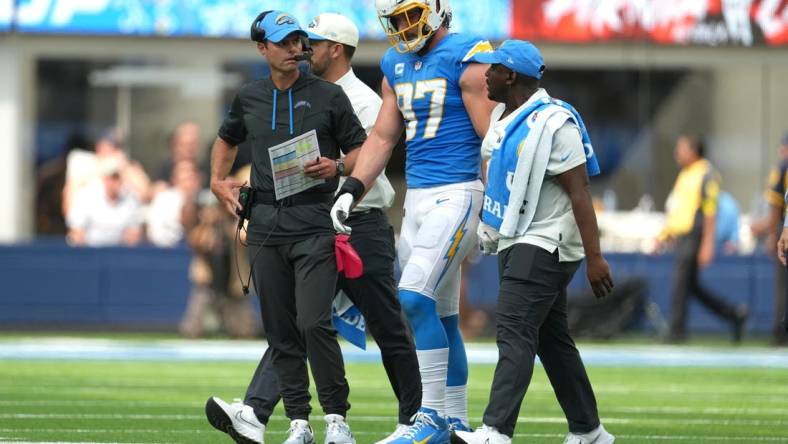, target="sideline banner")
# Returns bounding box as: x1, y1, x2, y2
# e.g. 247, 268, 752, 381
12, 0, 510, 40
512, 0, 788, 47
0, 0, 11, 31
